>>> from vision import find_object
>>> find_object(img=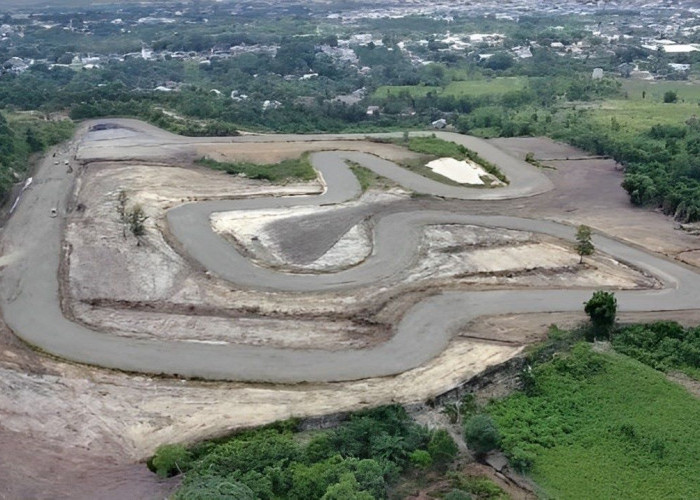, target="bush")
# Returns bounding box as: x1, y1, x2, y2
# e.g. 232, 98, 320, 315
612, 321, 700, 377
663, 90, 678, 103
320, 473, 374, 500
508, 447, 536, 472
428, 429, 459, 468
151, 444, 191, 478
447, 472, 505, 499
584, 291, 617, 340
409, 449, 432, 468
126, 204, 148, 237
175, 477, 255, 500
464, 415, 501, 458
459, 393, 478, 417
